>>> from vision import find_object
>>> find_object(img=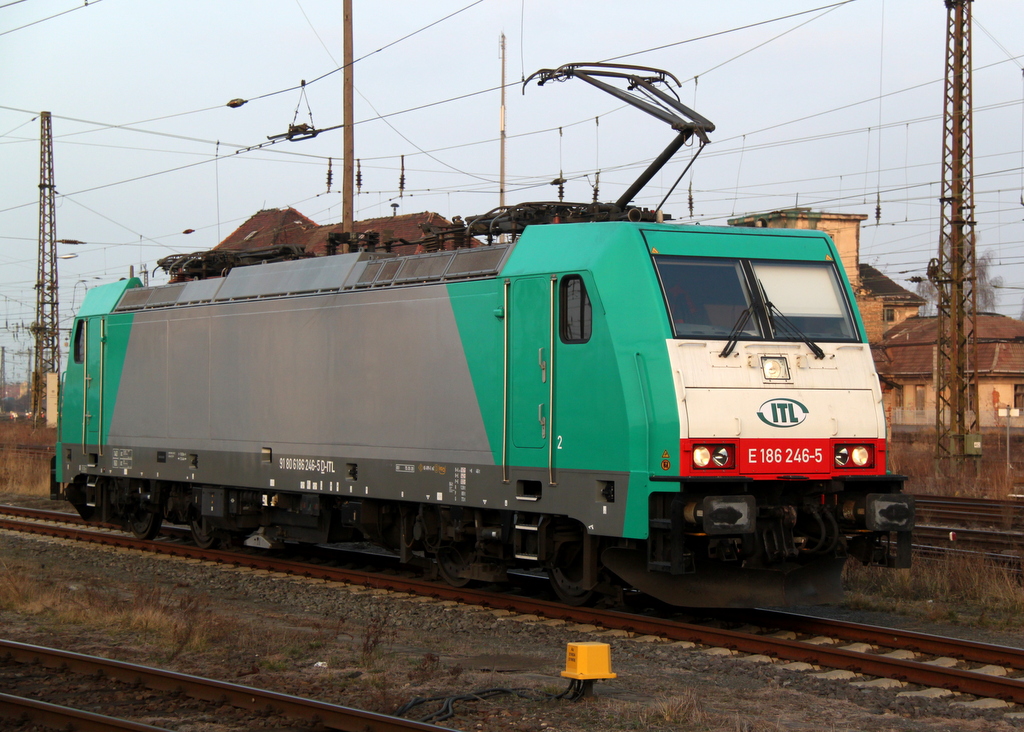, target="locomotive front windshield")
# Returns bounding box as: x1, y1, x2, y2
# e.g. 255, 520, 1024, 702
654, 255, 858, 342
